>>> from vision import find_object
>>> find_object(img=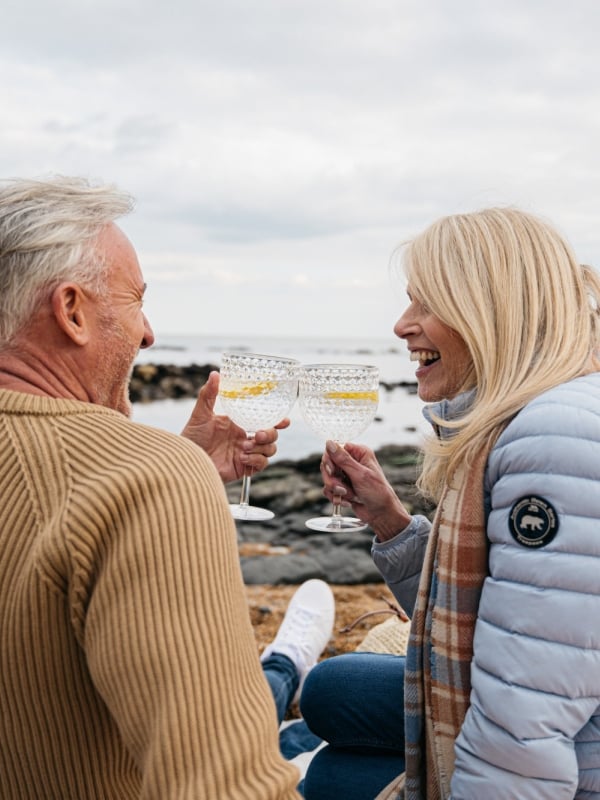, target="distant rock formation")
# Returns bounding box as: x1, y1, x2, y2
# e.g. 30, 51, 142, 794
129, 363, 215, 402
129, 363, 418, 403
